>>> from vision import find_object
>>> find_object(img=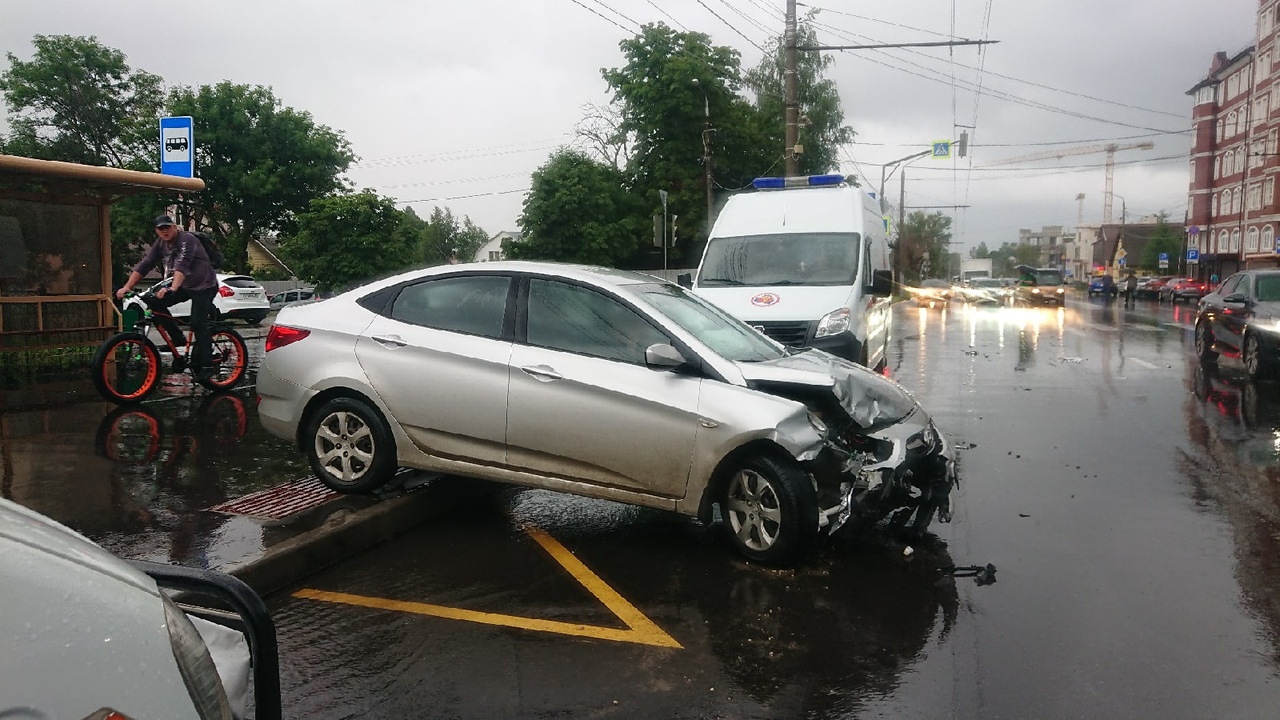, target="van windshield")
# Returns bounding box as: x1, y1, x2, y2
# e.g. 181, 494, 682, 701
698, 233, 861, 287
